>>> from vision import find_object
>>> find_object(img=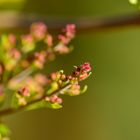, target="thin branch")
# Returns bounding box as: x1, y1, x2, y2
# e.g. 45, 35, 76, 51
0, 83, 71, 117
0, 11, 140, 33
